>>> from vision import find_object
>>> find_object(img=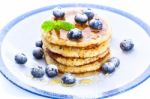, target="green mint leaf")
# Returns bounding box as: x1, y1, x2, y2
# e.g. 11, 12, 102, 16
41, 20, 55, 32
41, 20, 75, 32
54, 20, 61, 30
57, 20, 75, 31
